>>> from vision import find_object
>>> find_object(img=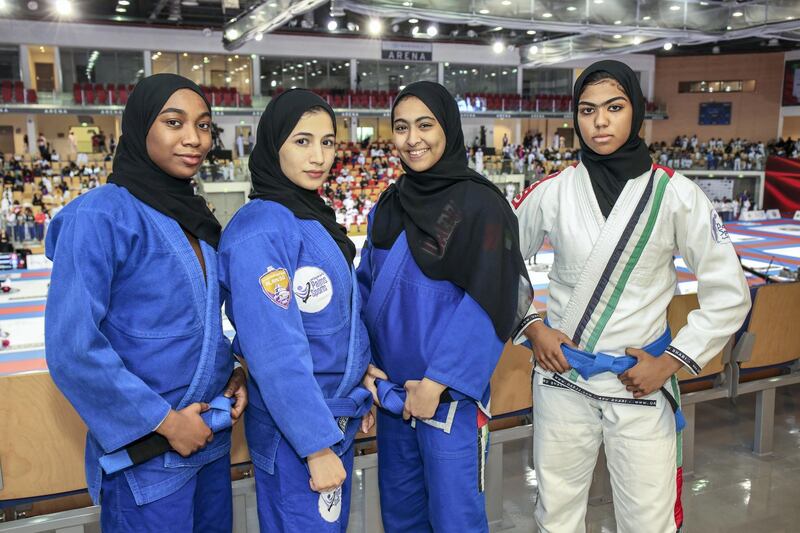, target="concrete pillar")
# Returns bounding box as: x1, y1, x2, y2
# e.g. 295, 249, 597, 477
52, 46, 63, 93
517, 67, 524, 96
251, 54, 261, 97
26, 115, 37, 155
350, 116, 358, 143
437, 62, 444, 85
19, 45, 32, 89
350, 59, 357, 91
143, 51, 152, 77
